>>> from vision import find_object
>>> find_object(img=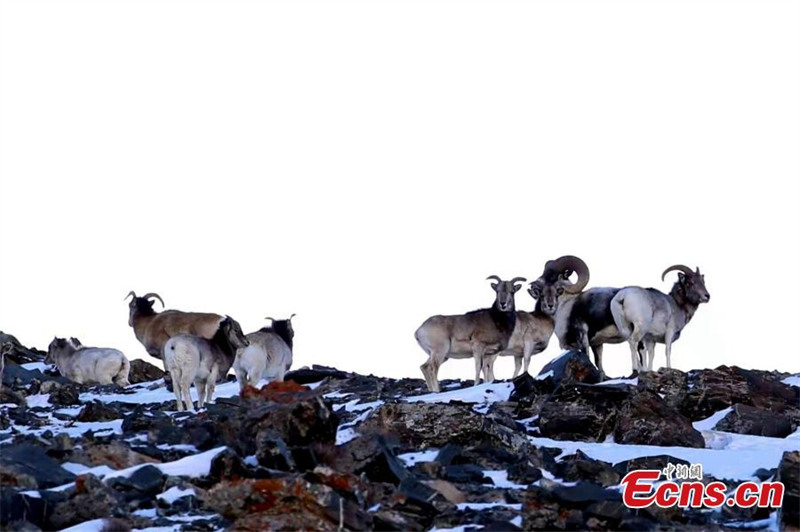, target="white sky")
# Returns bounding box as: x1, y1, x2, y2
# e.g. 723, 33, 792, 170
1, 1, 798, 382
